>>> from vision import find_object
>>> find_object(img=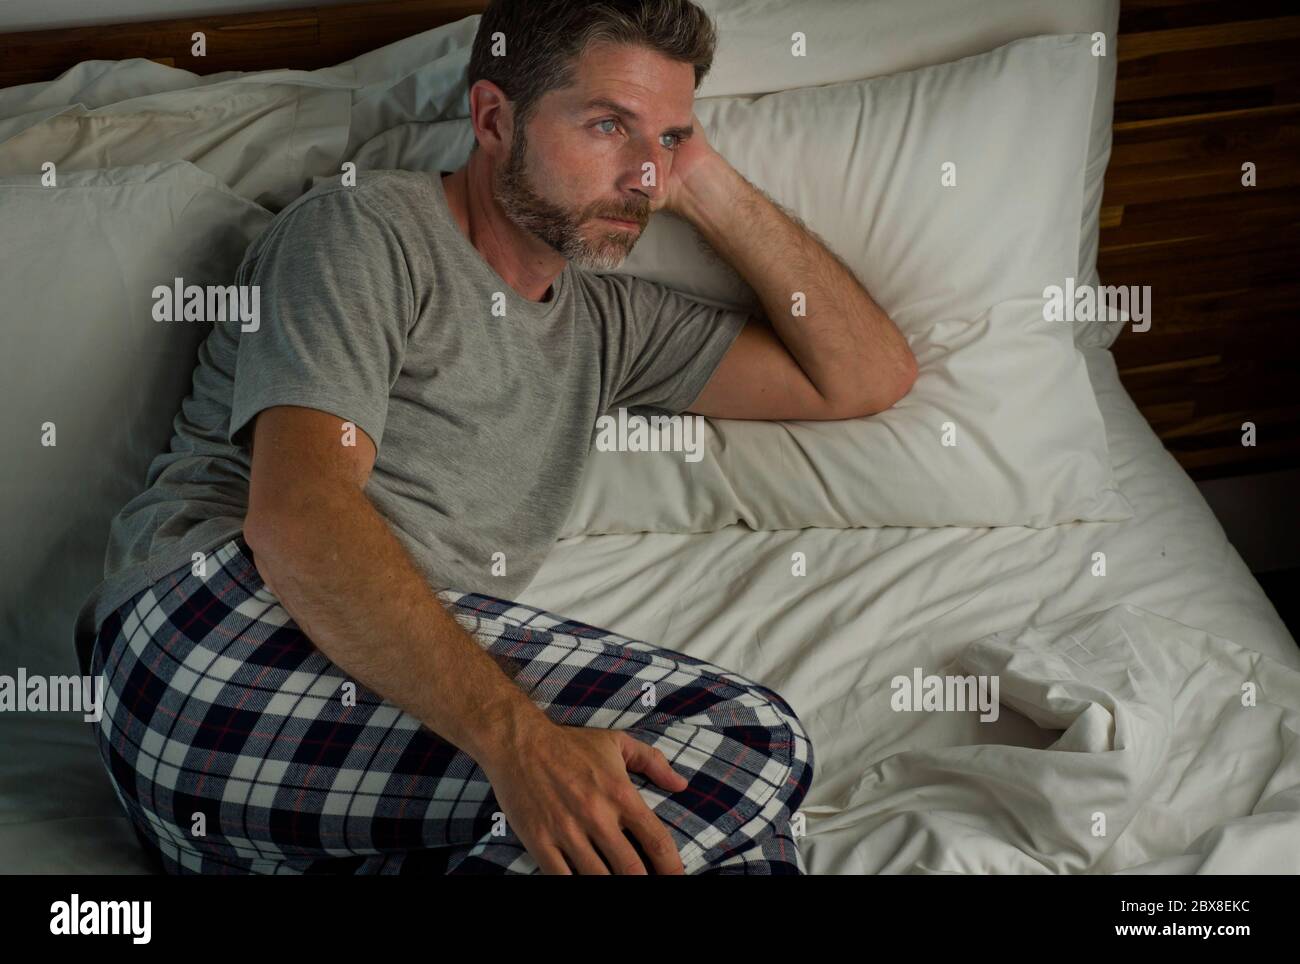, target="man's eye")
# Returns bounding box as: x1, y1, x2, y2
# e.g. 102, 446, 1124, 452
594, 119, 678, 149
